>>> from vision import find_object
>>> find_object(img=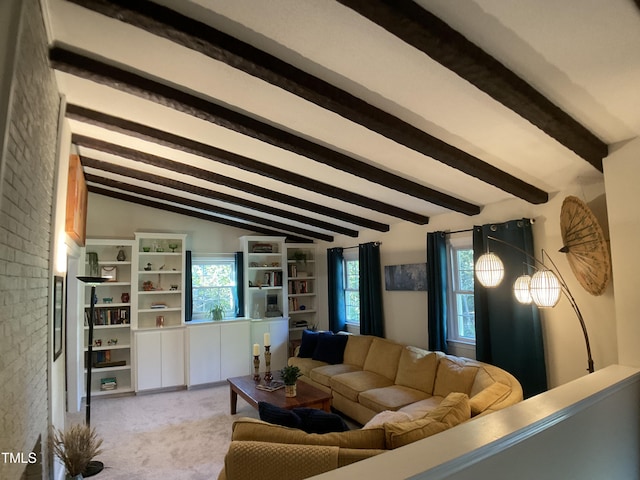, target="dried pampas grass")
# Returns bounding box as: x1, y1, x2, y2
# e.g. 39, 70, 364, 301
51, 424, 103, 476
